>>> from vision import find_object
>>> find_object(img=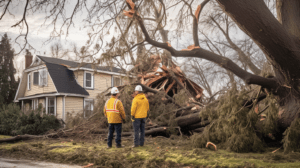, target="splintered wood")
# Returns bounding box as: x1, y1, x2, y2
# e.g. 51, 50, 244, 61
138, 62, 203, 99
195, 5, 202, 22
181, 44, 201, 51
123, 0, 136, 18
